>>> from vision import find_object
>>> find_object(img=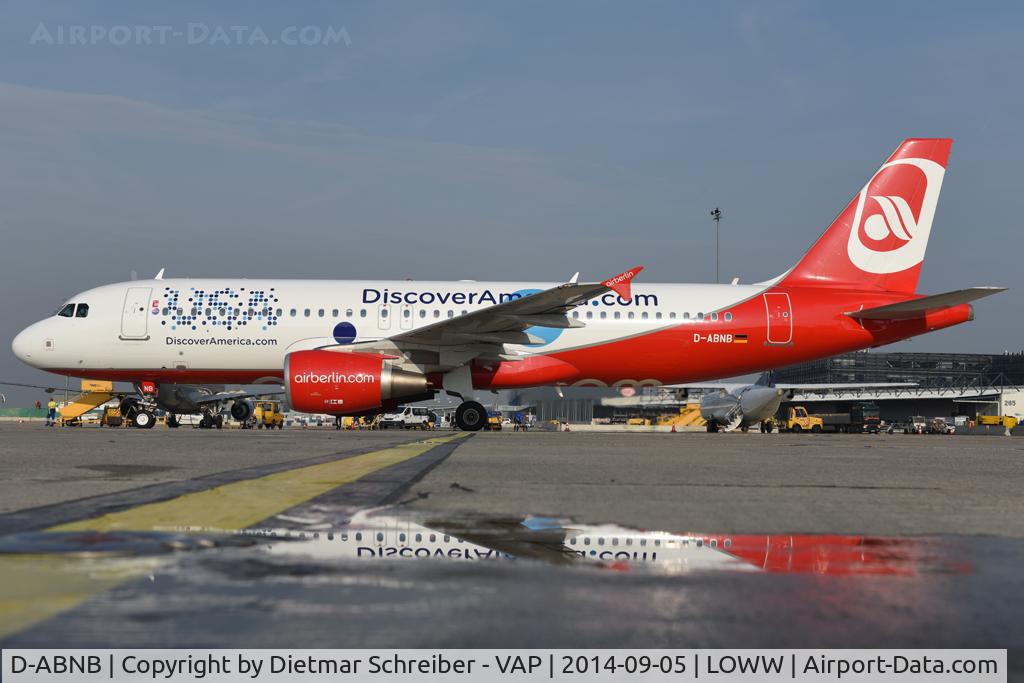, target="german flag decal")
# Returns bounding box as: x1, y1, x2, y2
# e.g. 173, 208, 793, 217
734, 334, 749, 344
